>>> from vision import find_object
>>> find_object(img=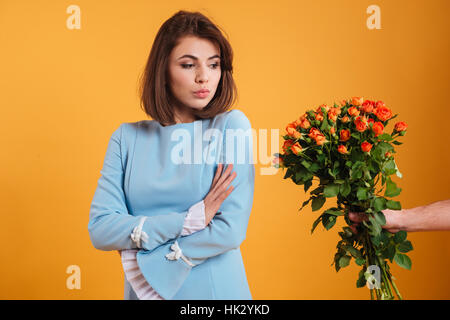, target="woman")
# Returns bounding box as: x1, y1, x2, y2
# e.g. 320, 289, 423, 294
88, 10, 255, 300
